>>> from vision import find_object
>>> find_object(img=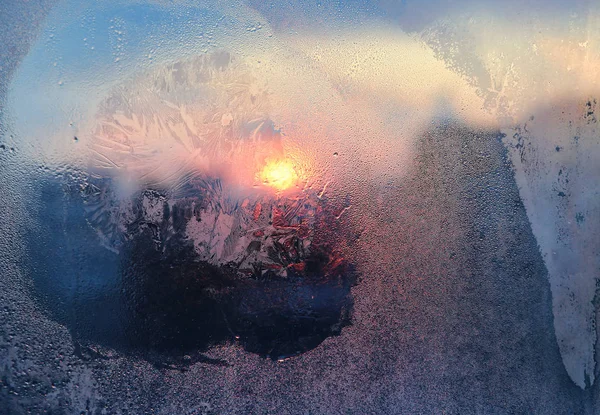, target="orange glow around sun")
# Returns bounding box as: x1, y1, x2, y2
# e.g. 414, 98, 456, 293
259, 159, 298, 191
